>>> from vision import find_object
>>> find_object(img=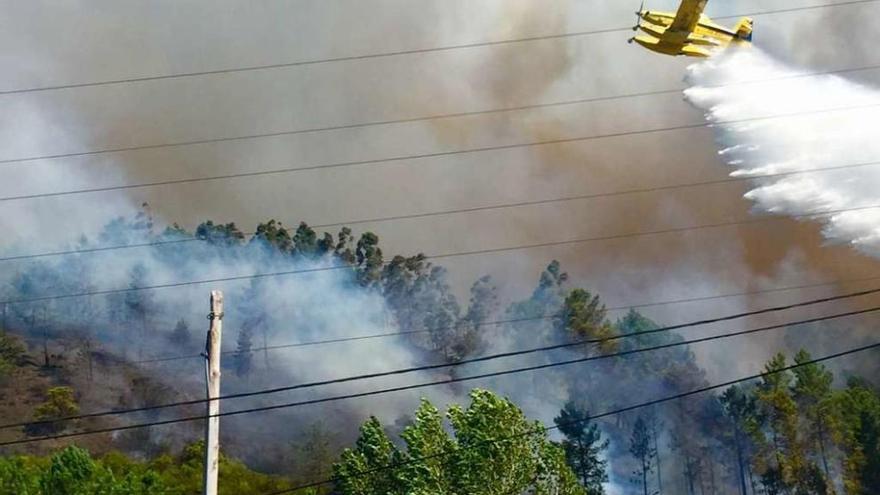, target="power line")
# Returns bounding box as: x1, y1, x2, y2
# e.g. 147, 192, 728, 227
3, 307, 877, 447
7, 200, 880, 307
97, 273, 880, 368
313, 159, 880, 228
0, 0, 874, 98
4, 289, 878, 432
2, 63, 879, 169
0, 237, 201, 263
4, 158, 880, 264
123, 273, 880, 367
3, 102, 879, 201
268, 339, 880, 494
